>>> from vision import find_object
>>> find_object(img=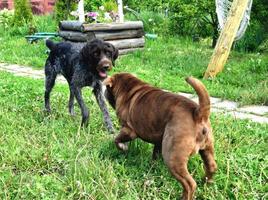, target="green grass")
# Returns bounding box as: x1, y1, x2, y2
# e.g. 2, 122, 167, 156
0, 71, 267, 199
0, 15, 267, 106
